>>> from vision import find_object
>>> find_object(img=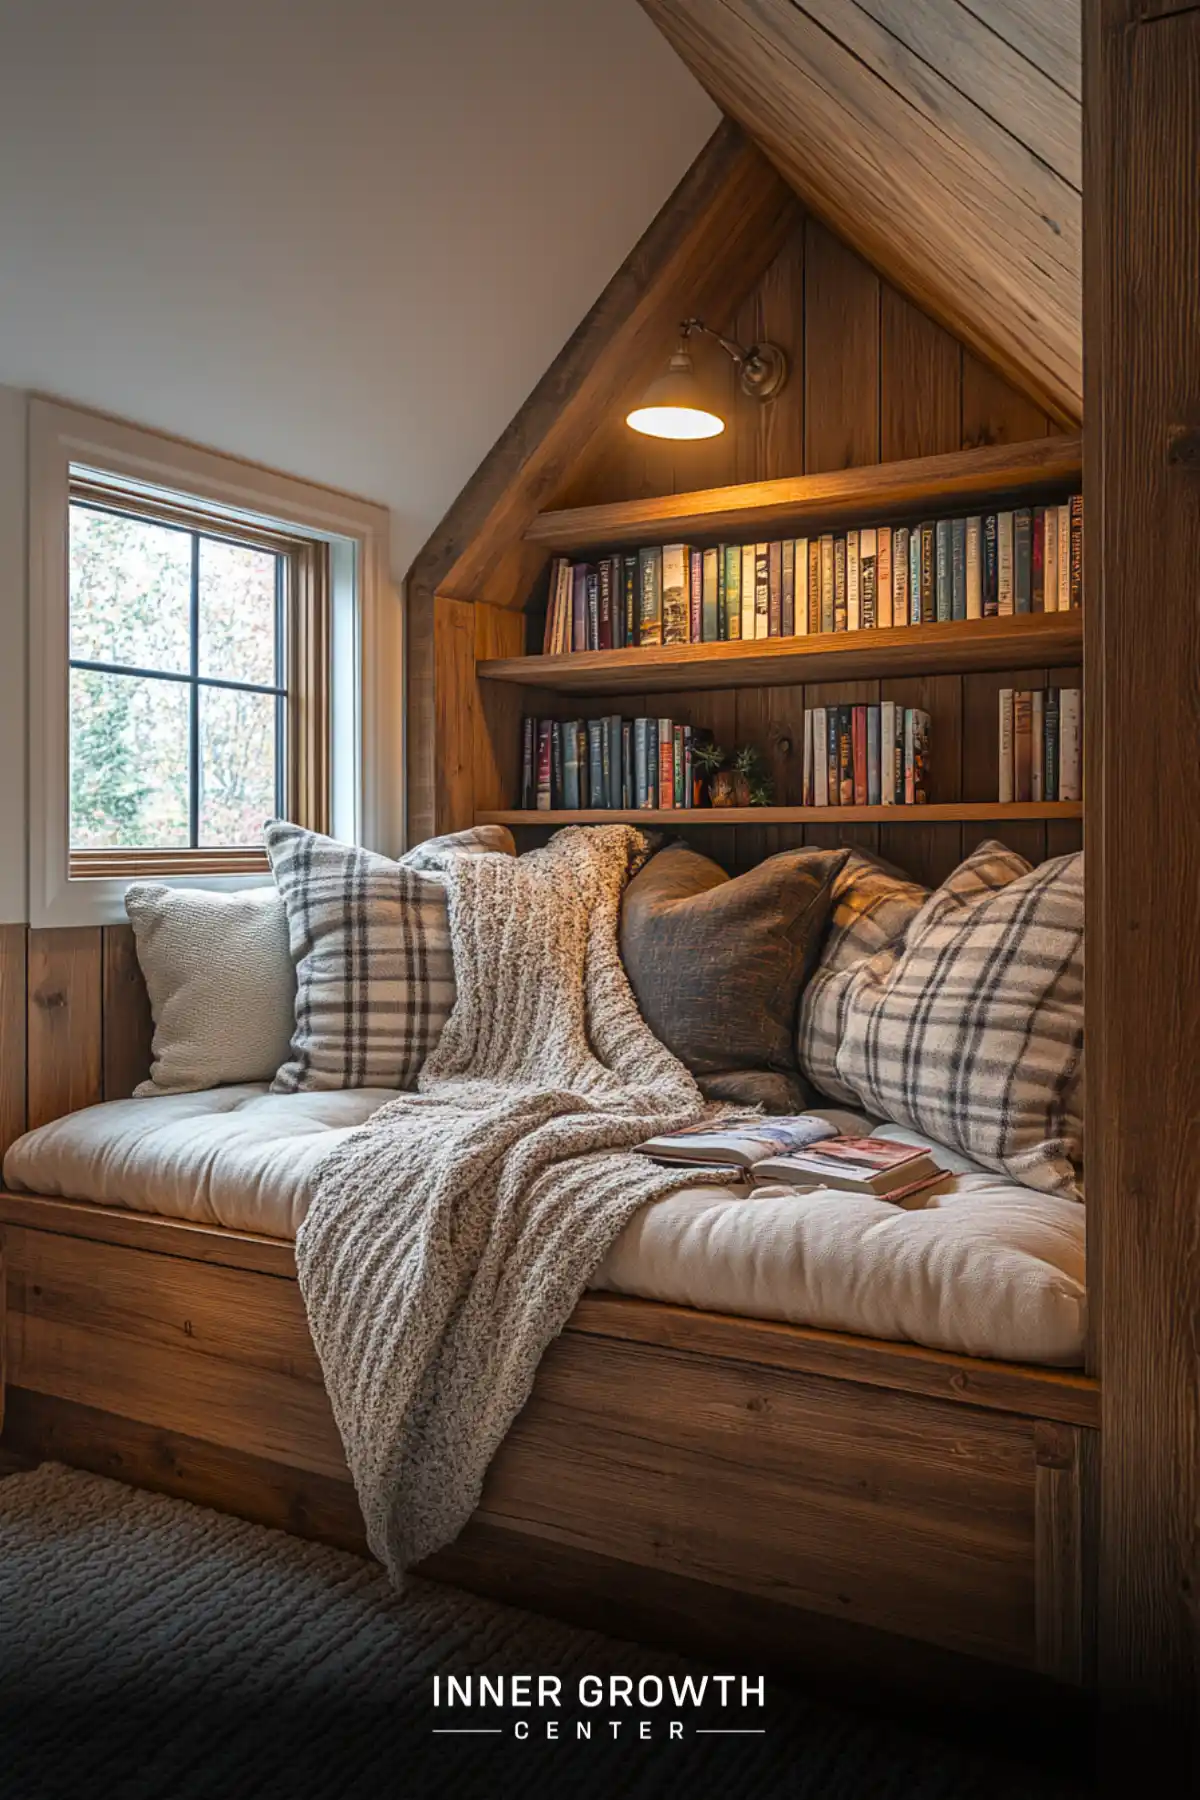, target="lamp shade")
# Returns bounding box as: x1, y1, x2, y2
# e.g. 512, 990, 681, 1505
626, 345, 725, 440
